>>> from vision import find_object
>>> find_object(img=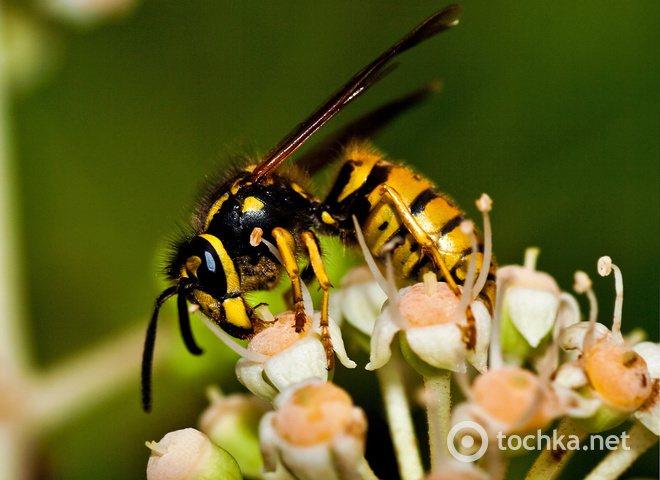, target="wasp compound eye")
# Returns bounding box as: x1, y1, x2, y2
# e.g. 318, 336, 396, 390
183, 235, 228, 299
